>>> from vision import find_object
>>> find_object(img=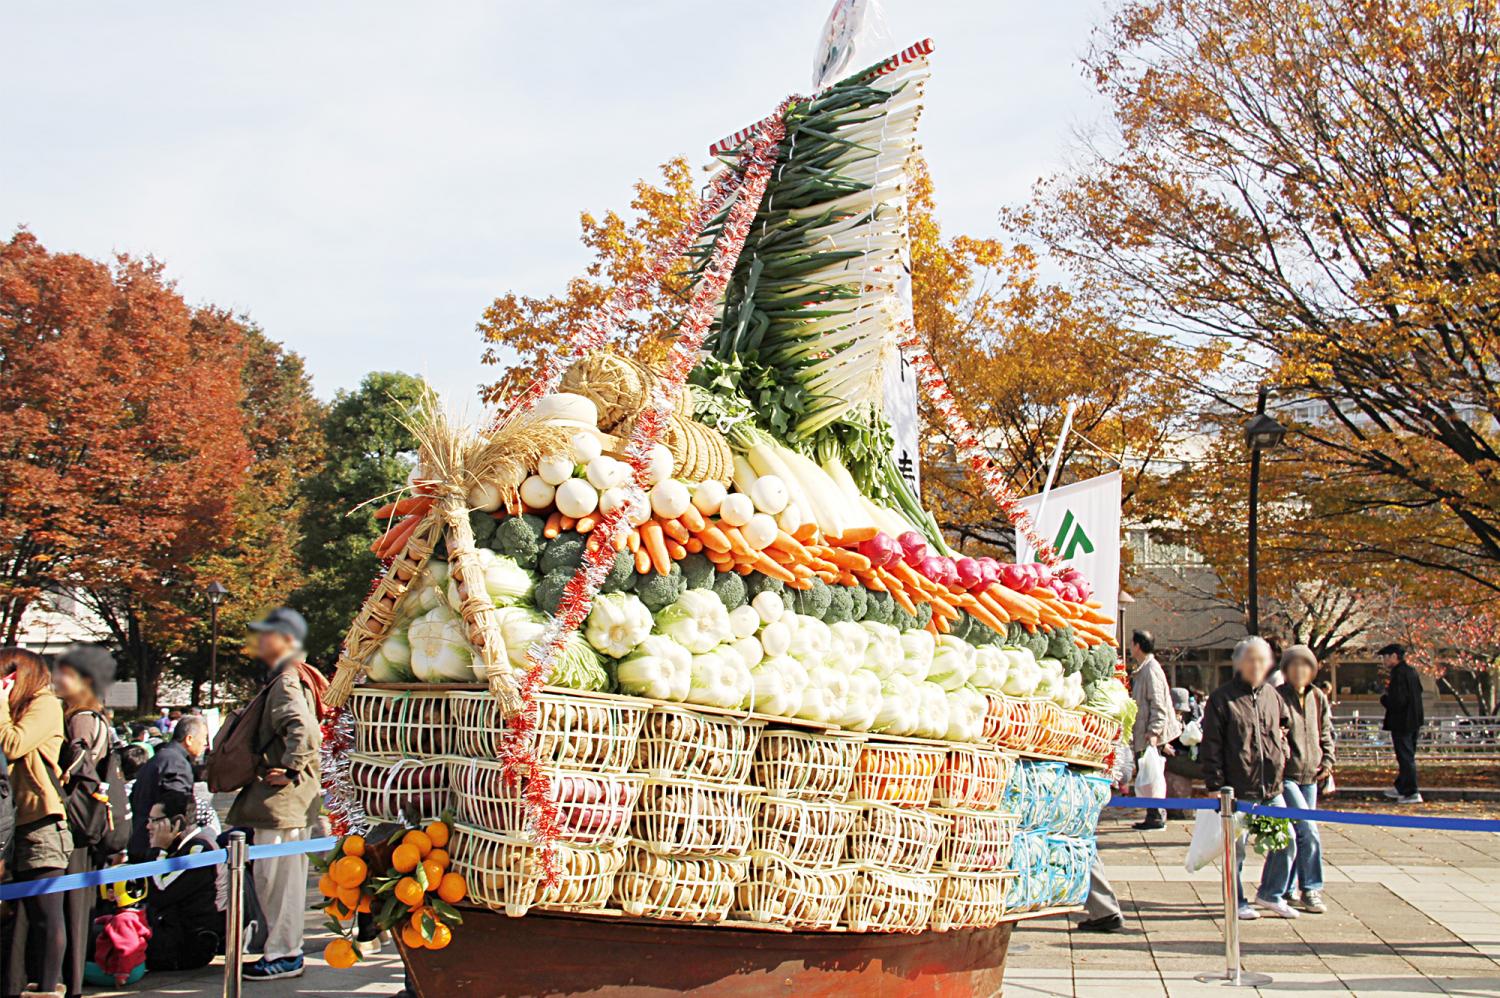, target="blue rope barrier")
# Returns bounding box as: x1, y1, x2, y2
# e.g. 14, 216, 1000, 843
0, 835, 338, 902
1107, 795, 1500, 833
1236, 801, 1500, 834
1109, 796, 1220, 811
